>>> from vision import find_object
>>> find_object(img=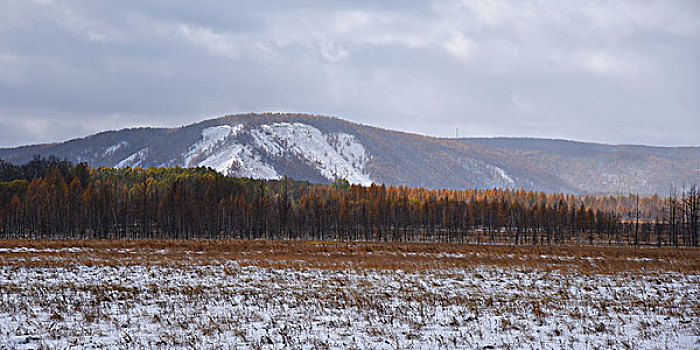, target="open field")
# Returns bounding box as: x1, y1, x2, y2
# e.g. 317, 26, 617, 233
0, 240, 698, 349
